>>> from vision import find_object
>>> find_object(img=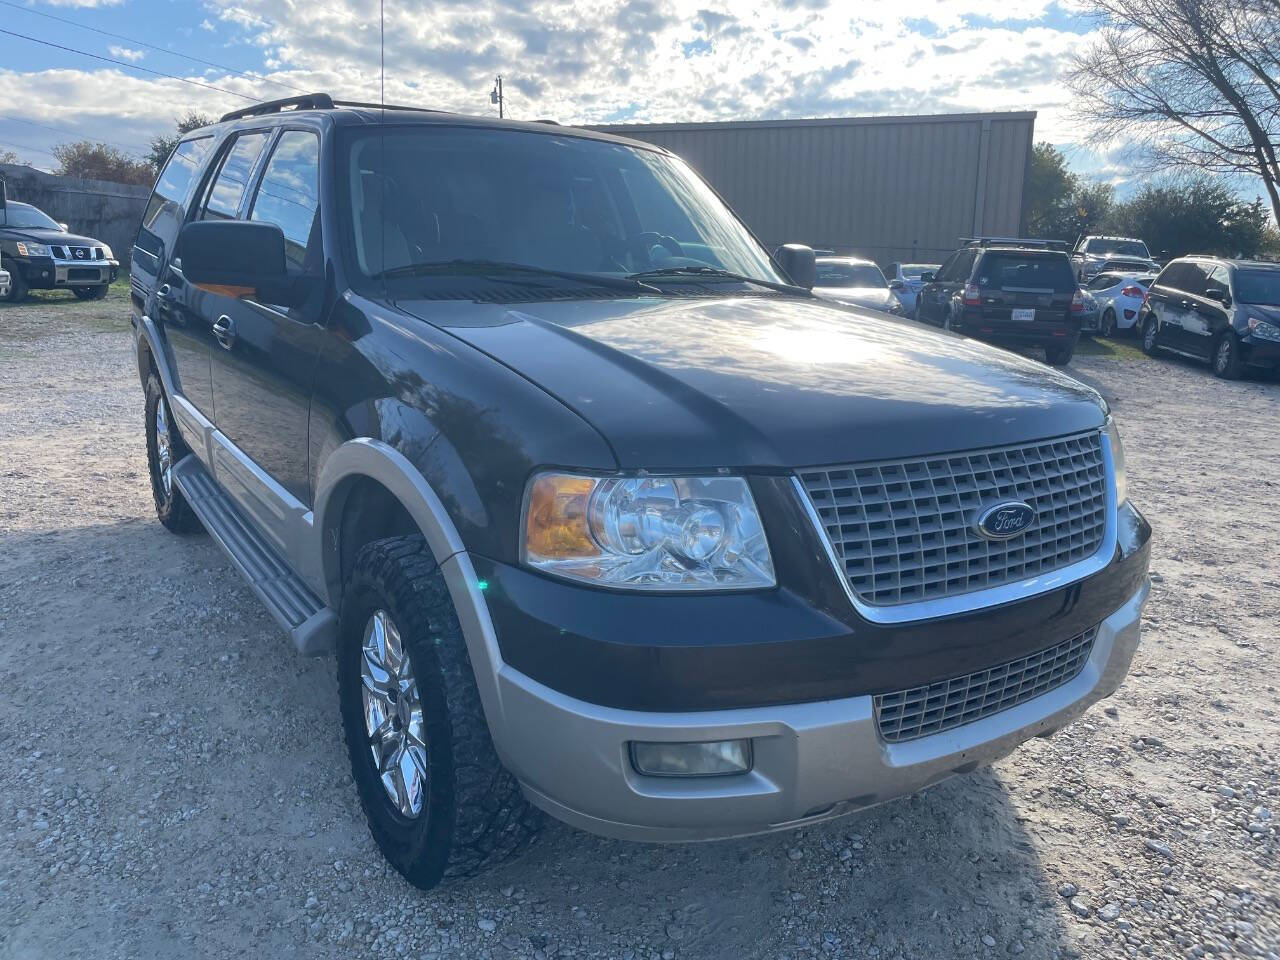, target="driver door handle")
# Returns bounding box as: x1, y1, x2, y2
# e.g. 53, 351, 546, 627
212, 314, 236, 349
